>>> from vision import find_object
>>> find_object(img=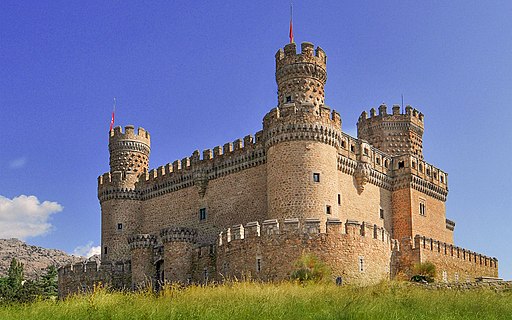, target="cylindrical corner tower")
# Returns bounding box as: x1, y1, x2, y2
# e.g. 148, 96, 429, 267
109, 125, 151, 186
161, 227, 197, 284
357, 104, 424, 159
264, 42, 342, 231
99, 125, 151, 263
128, 234, 157, 288
275, 42, 327, 107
